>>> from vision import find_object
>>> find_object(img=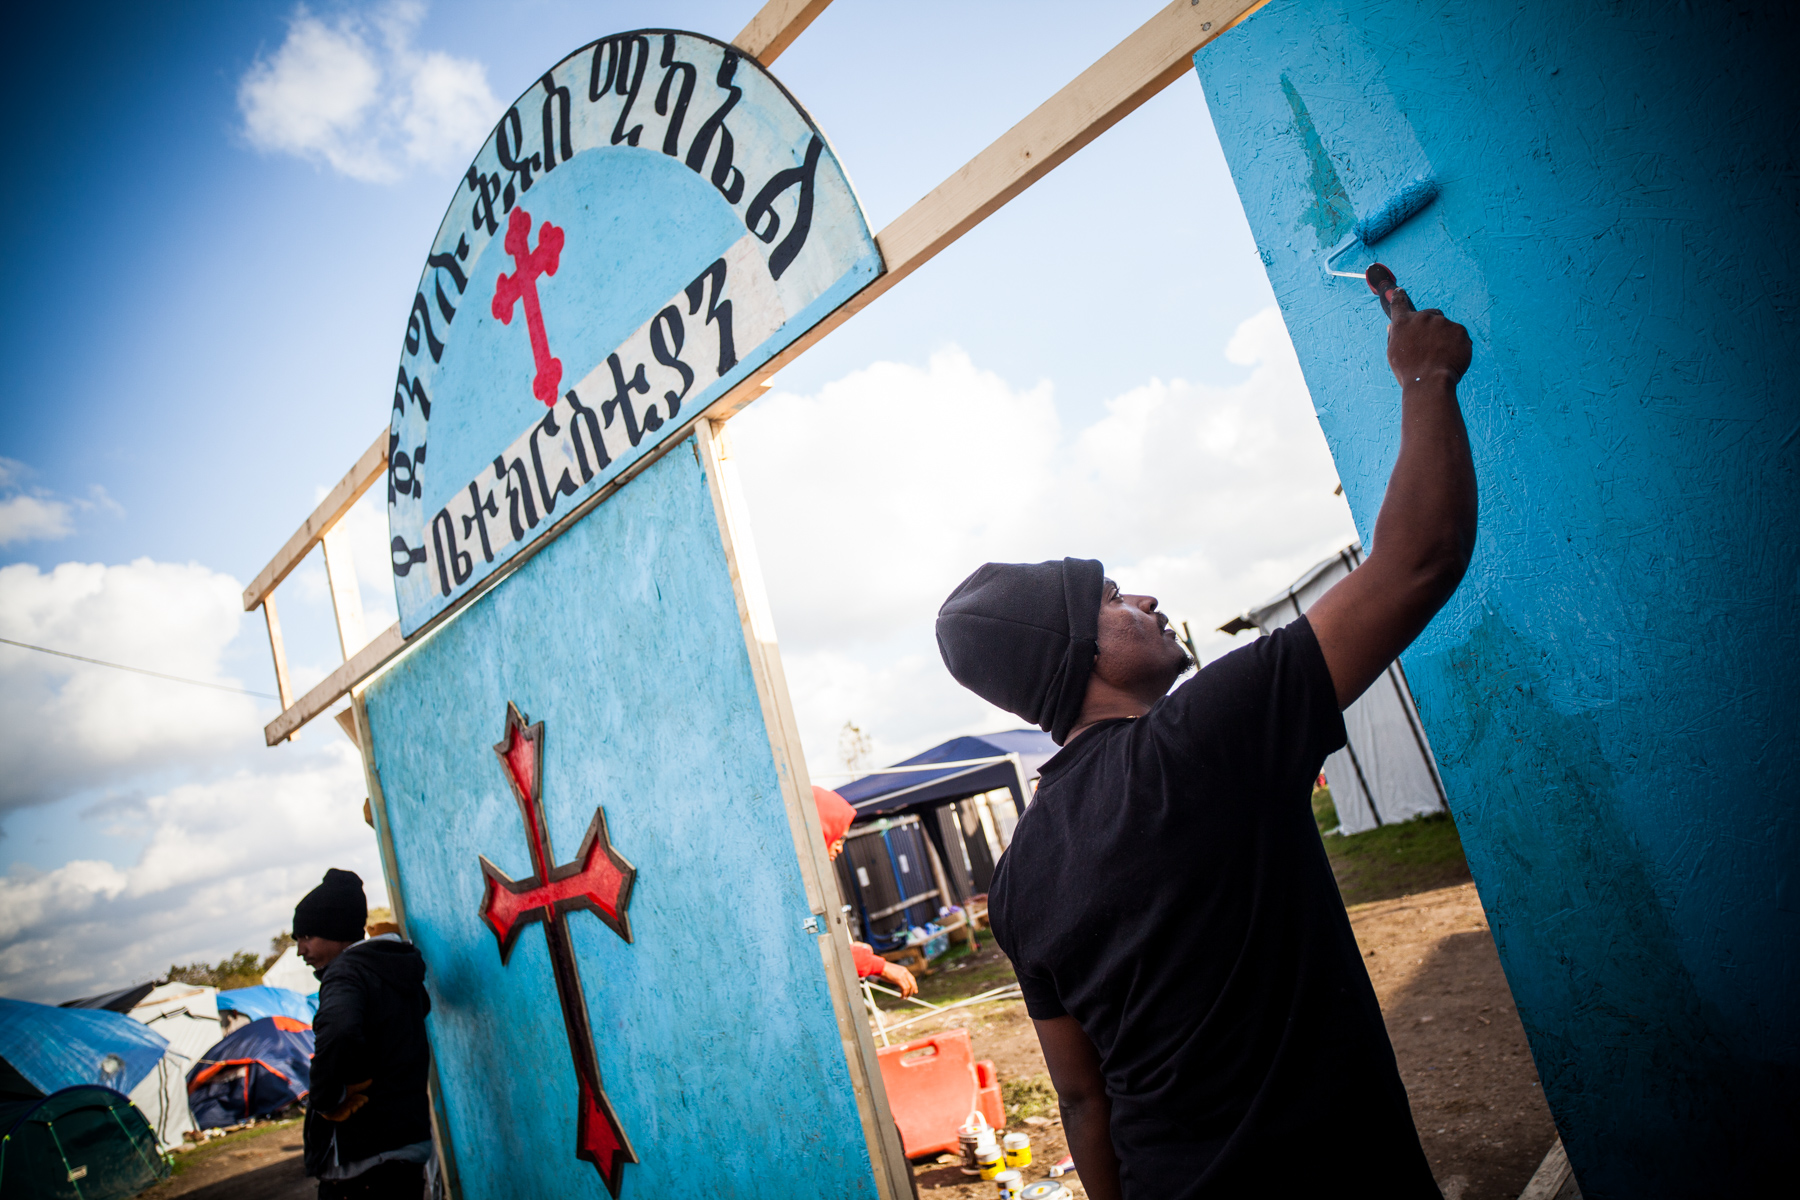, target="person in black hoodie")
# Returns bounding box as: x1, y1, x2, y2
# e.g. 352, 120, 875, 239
293, 868, 434, 1198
